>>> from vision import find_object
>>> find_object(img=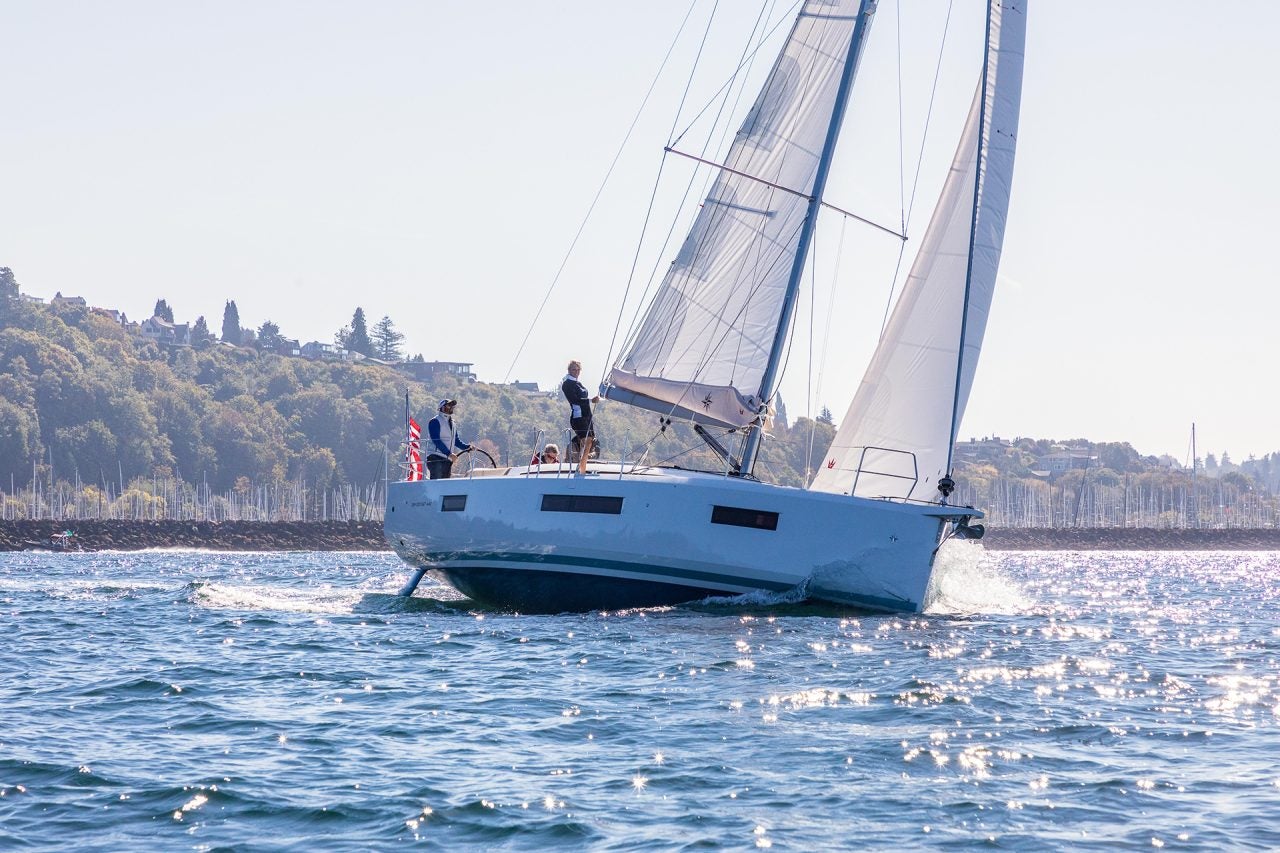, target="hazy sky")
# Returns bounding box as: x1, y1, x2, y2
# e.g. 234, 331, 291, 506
3, 1, 1277, 462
